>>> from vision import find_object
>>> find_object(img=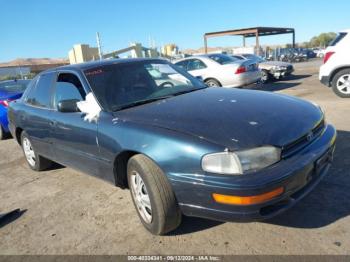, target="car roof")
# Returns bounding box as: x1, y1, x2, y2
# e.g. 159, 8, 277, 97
340, 29, 350, 33
174, 54, 227, 63
44, 58, 168, 73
